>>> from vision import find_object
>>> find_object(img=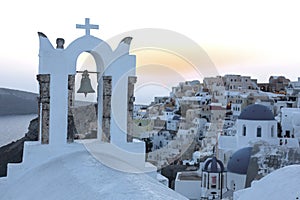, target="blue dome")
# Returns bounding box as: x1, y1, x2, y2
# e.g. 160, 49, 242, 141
238, 104, 274, 121
227, 147, 252, 175
203, 156, 225, 173
172, 115, 181, 120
